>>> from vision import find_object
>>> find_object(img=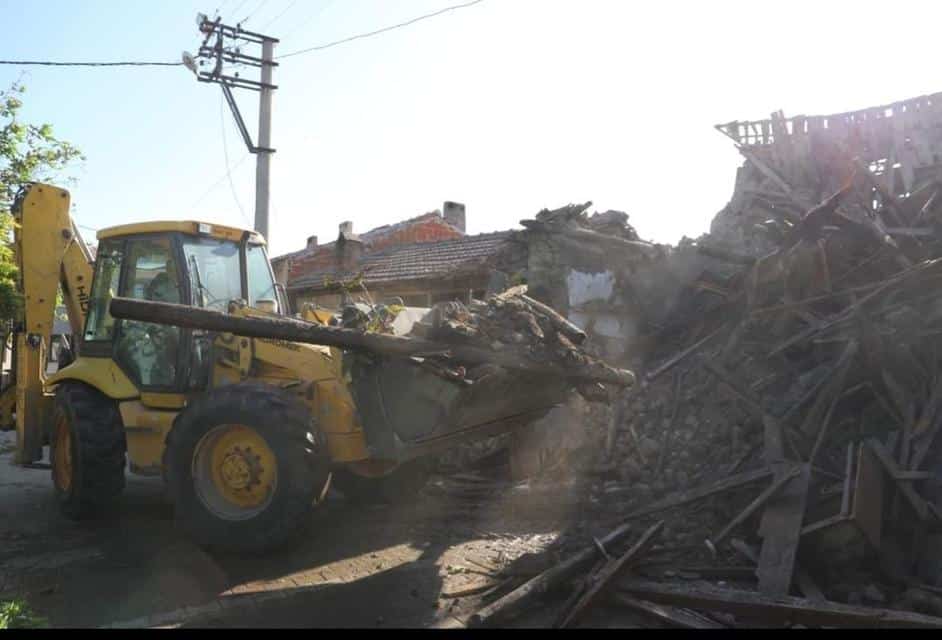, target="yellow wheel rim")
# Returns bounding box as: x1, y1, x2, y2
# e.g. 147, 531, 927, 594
53, 414, 73, 493
192, 424, 278, 521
